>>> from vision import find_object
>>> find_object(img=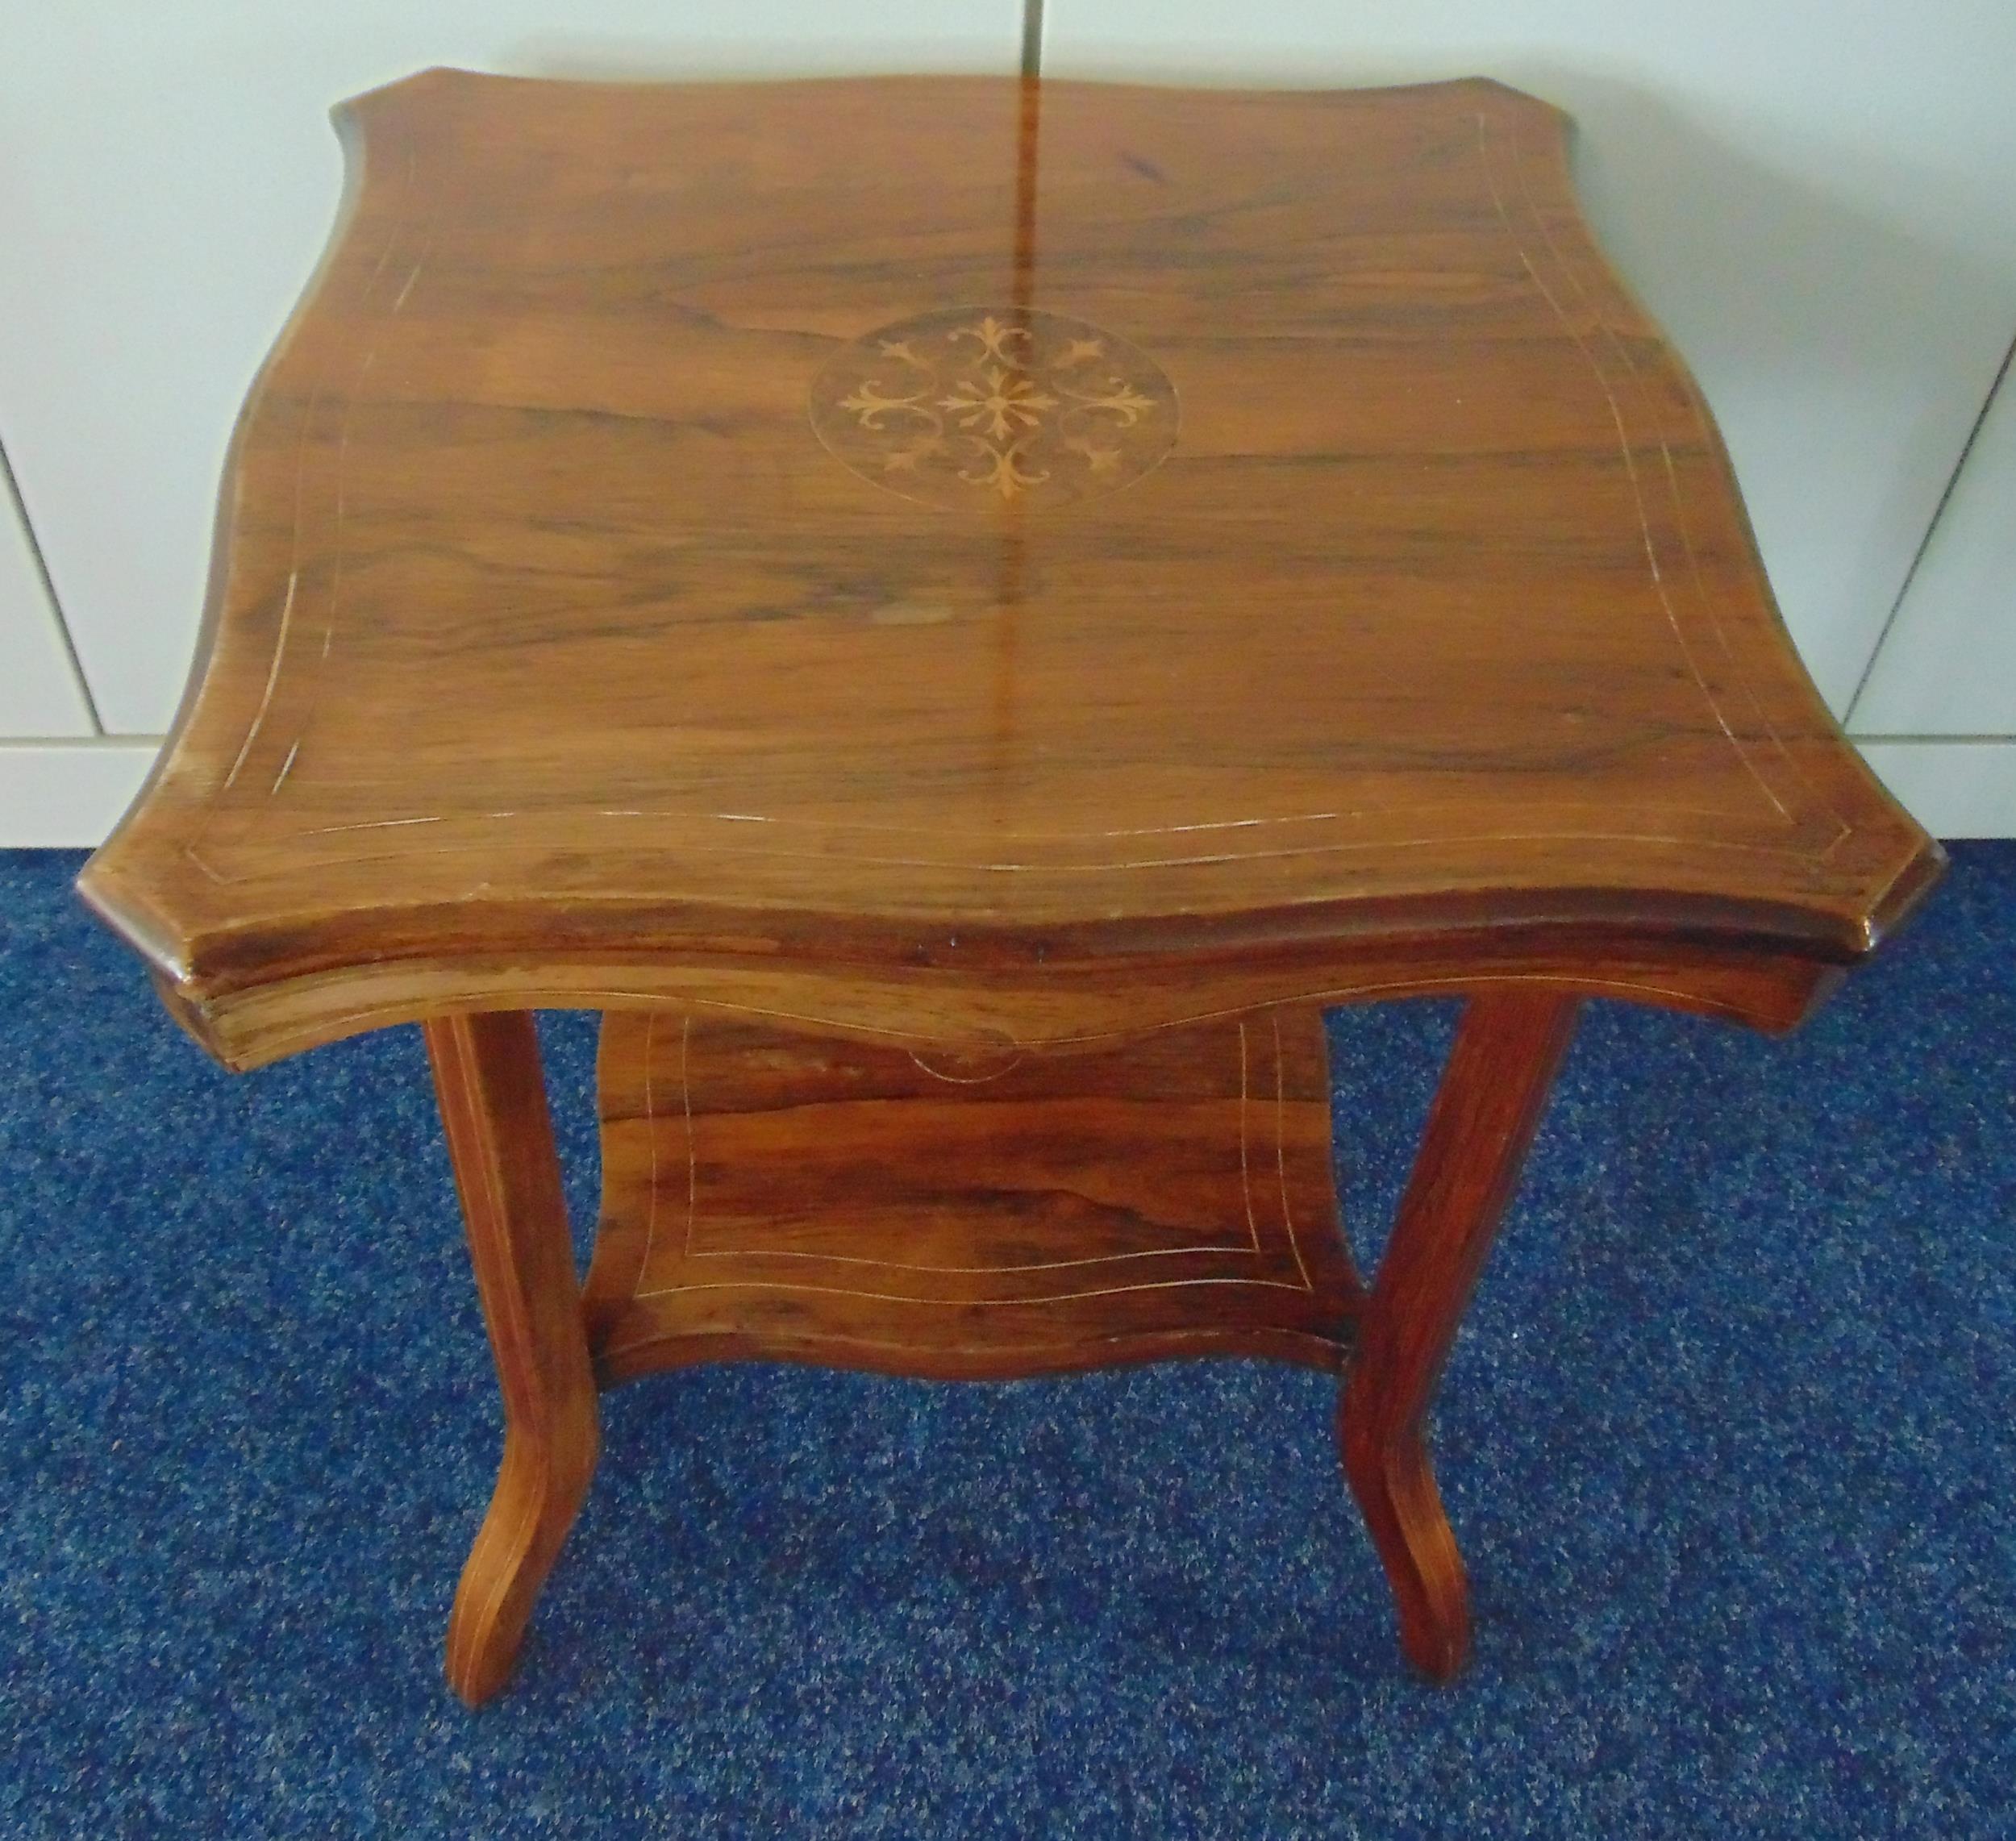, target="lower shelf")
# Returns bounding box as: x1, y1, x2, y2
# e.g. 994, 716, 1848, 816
583, 1009, 1362, 1384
